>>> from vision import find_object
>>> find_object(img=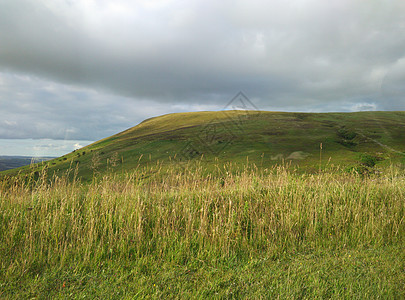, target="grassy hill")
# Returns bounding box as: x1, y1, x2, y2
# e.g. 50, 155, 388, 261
2, 110, 405, 180
1, 110, 404, 298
